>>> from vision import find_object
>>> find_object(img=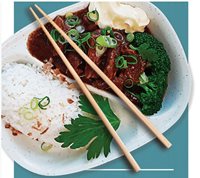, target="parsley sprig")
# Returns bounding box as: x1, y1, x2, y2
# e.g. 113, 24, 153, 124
55, 94, 120, 160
